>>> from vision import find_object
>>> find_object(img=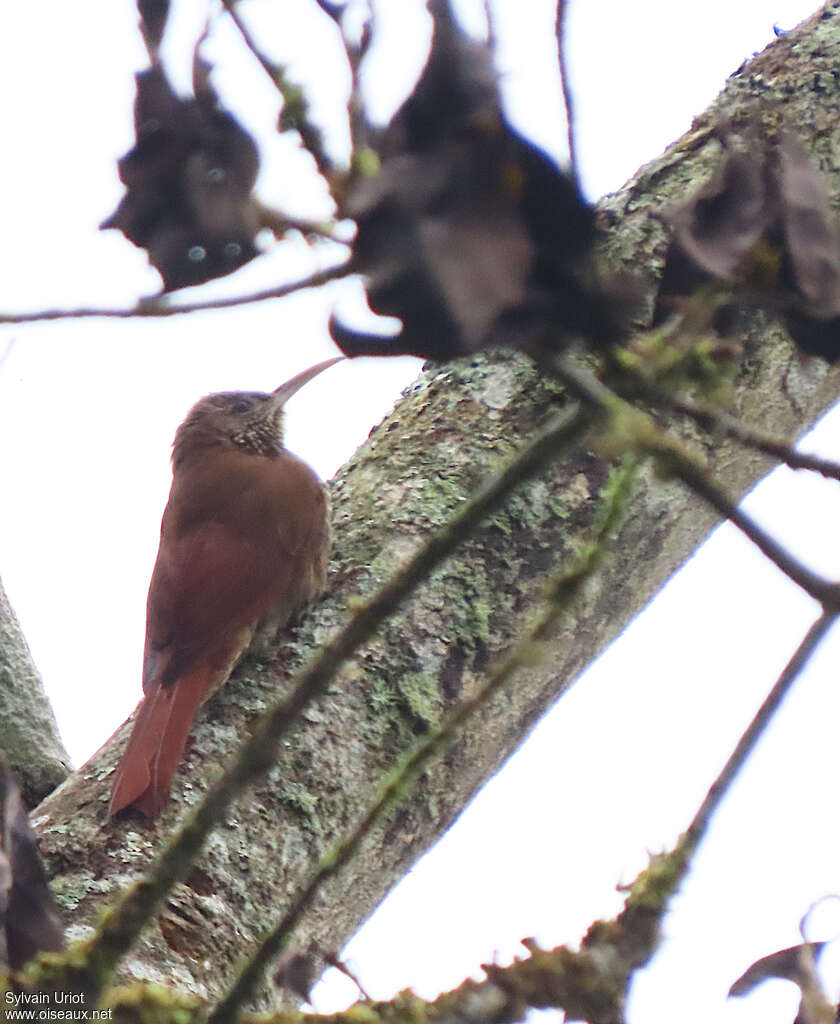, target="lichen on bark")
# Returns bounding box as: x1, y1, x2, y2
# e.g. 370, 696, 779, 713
0, 579, 69, 807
